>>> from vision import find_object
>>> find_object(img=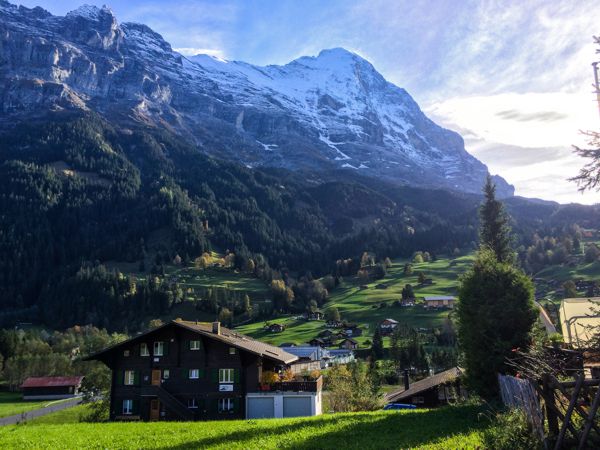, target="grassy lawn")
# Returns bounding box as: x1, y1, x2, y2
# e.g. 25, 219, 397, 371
0, 392, 68, 419
0, 405, 490, 449
22, 404, 92, 425
236, 255, 470, 346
